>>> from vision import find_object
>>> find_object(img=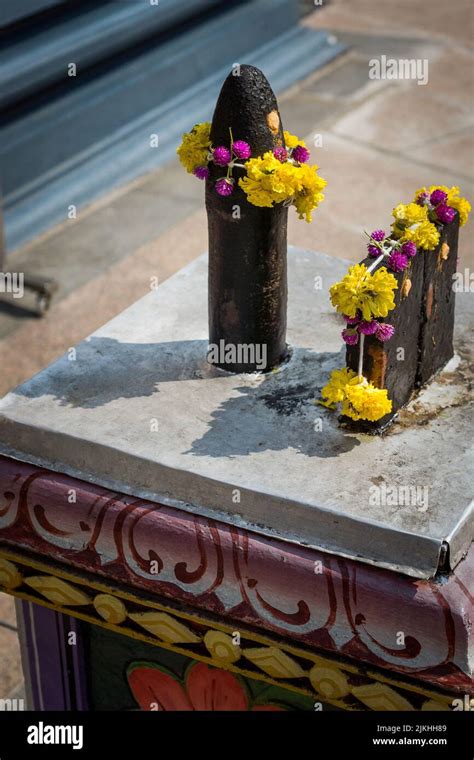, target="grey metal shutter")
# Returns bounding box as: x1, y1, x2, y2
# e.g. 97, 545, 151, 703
1, 1, 343, 251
